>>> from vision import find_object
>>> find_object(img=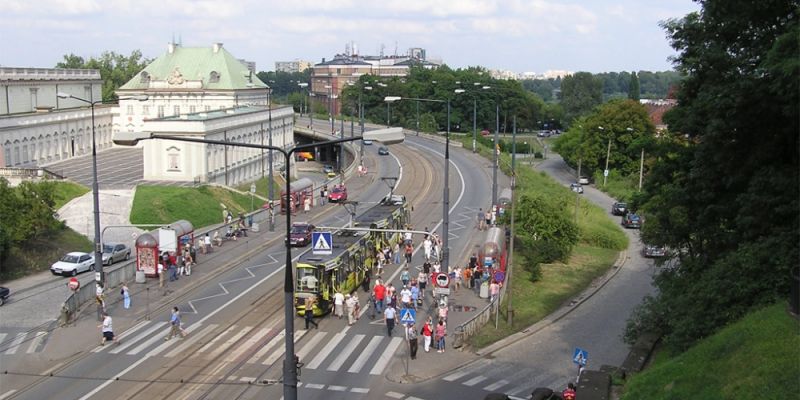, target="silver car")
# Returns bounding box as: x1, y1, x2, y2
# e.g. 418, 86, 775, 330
102, 243, 131, 265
